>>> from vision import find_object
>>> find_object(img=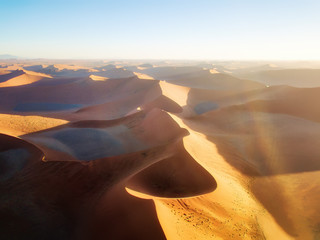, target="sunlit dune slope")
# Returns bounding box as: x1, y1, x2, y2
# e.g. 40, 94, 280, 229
0, 69, 51, 87
0, 114, 68, 136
